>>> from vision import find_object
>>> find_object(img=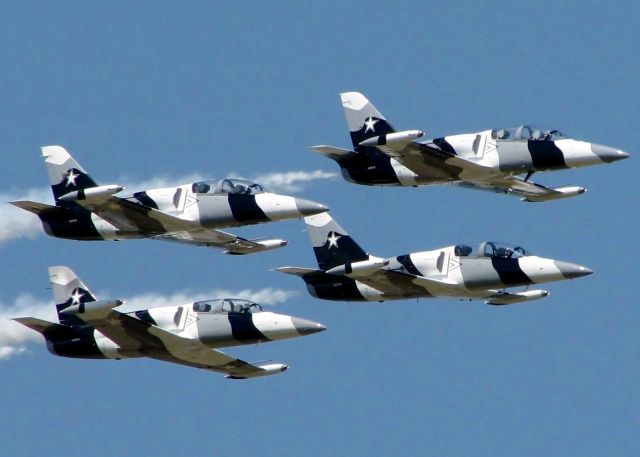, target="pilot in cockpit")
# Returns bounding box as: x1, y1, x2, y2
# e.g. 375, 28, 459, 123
192, 182, 211, 194
495, 247, 513, 258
